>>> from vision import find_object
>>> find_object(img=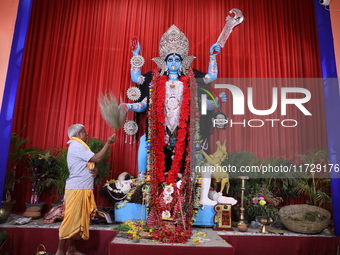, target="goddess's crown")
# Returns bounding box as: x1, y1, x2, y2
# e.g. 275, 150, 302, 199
153, 25, 195, 75
158, 25, 189, 60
